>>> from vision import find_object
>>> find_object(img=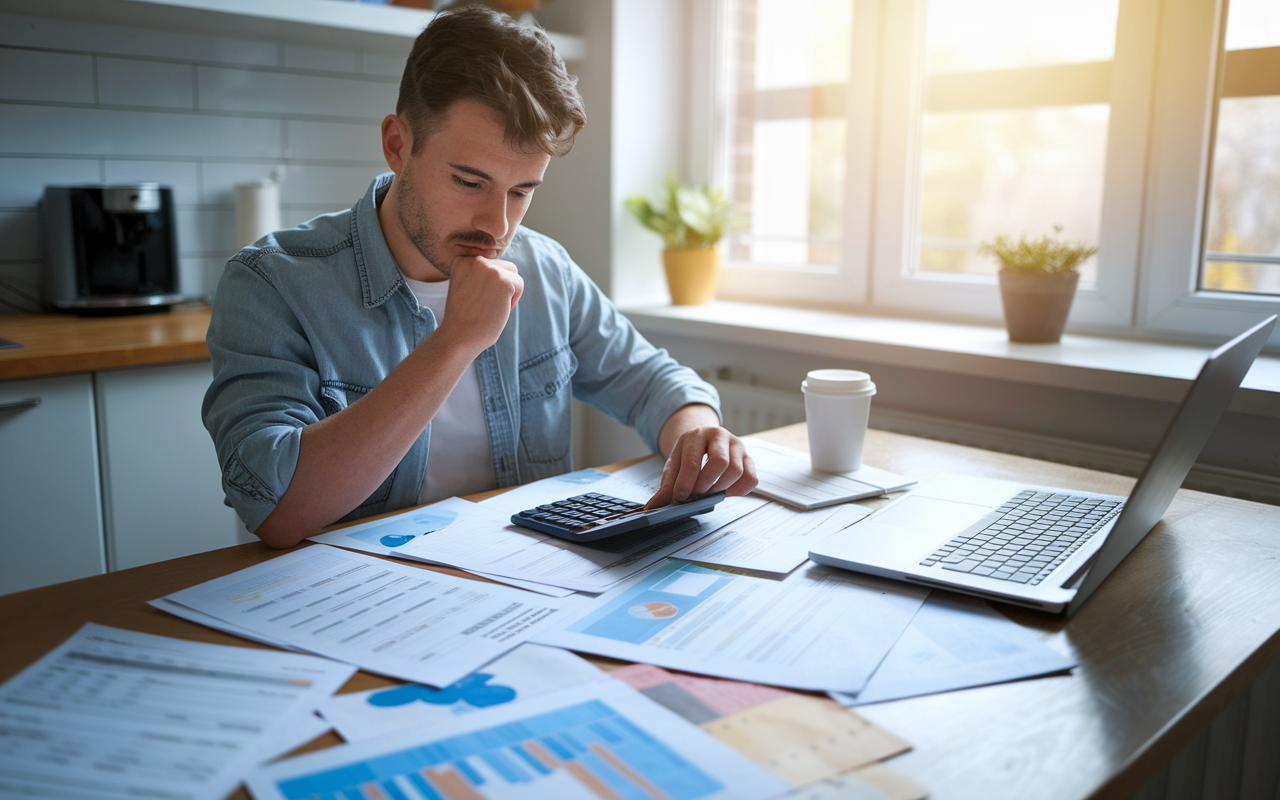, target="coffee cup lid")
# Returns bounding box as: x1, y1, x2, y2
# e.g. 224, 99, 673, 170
802, 369, 876, 396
